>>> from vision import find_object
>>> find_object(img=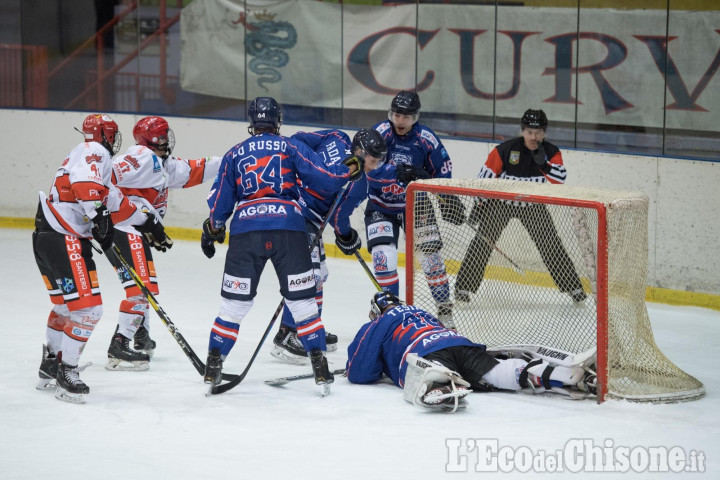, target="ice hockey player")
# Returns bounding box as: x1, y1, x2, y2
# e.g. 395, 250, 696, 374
455, 109, 586, 304
105, 116, 221, 371
200, 97, 363, 395
346, 291, 597, 412
32, 113, 160, 403
369, 91, 464, 328
271, 128, 387, 365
